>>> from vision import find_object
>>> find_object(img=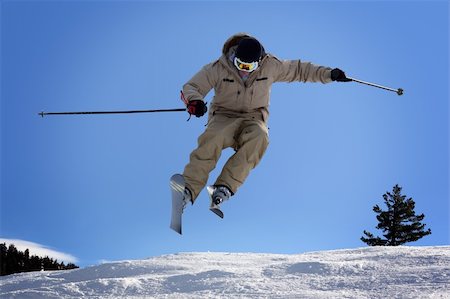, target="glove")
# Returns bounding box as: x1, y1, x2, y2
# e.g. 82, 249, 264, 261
187, 99, 207, 117
331, 68, 352, 82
